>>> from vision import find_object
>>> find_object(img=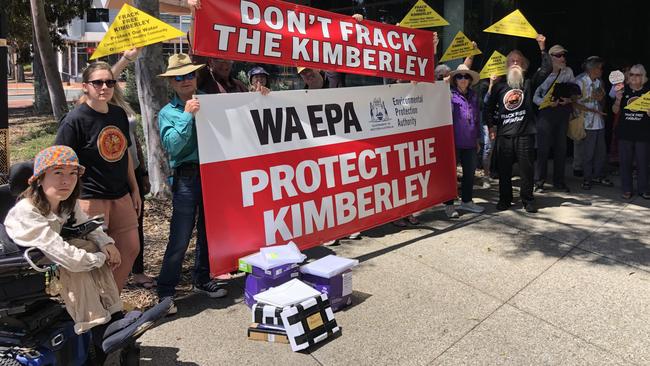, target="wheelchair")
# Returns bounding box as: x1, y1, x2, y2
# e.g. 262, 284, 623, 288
0, 163, 140, 365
